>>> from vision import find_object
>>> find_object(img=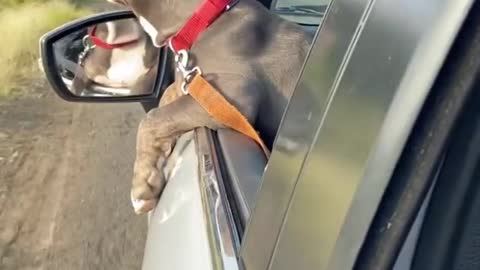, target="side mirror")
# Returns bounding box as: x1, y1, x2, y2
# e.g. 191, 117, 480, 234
39, 10, 173, 103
